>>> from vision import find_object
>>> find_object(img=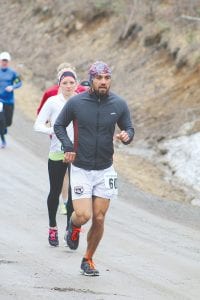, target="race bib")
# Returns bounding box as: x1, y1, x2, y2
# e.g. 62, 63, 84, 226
104, 172, 118, 195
